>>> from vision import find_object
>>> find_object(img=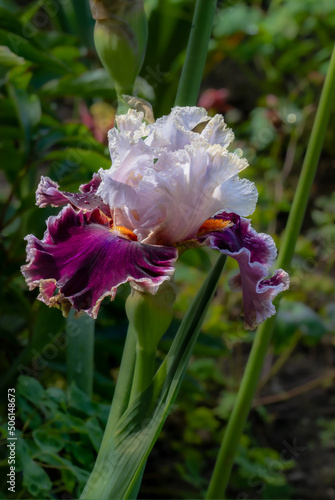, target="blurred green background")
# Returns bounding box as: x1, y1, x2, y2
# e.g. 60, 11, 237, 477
0, 0, 335, 498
